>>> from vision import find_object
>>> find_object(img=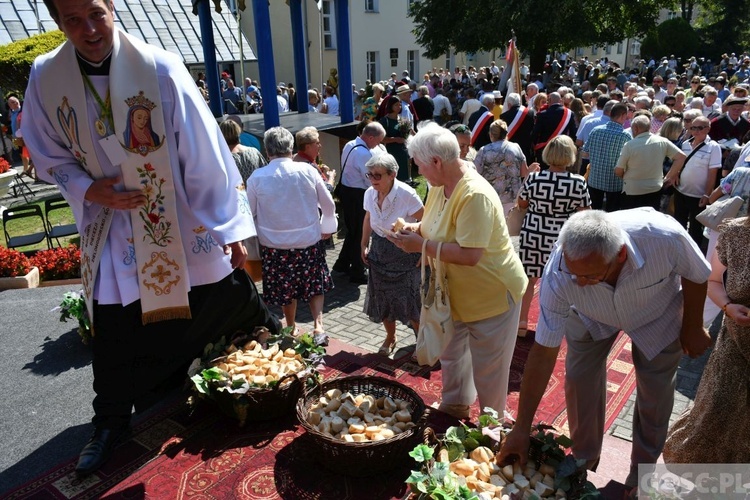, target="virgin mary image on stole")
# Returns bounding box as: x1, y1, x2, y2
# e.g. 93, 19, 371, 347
123, 91, 163, 156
